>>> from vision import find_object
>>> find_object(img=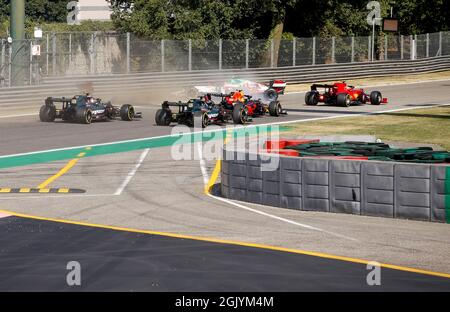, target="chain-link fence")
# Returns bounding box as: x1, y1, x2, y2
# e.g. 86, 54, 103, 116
1, 31, 449, 87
